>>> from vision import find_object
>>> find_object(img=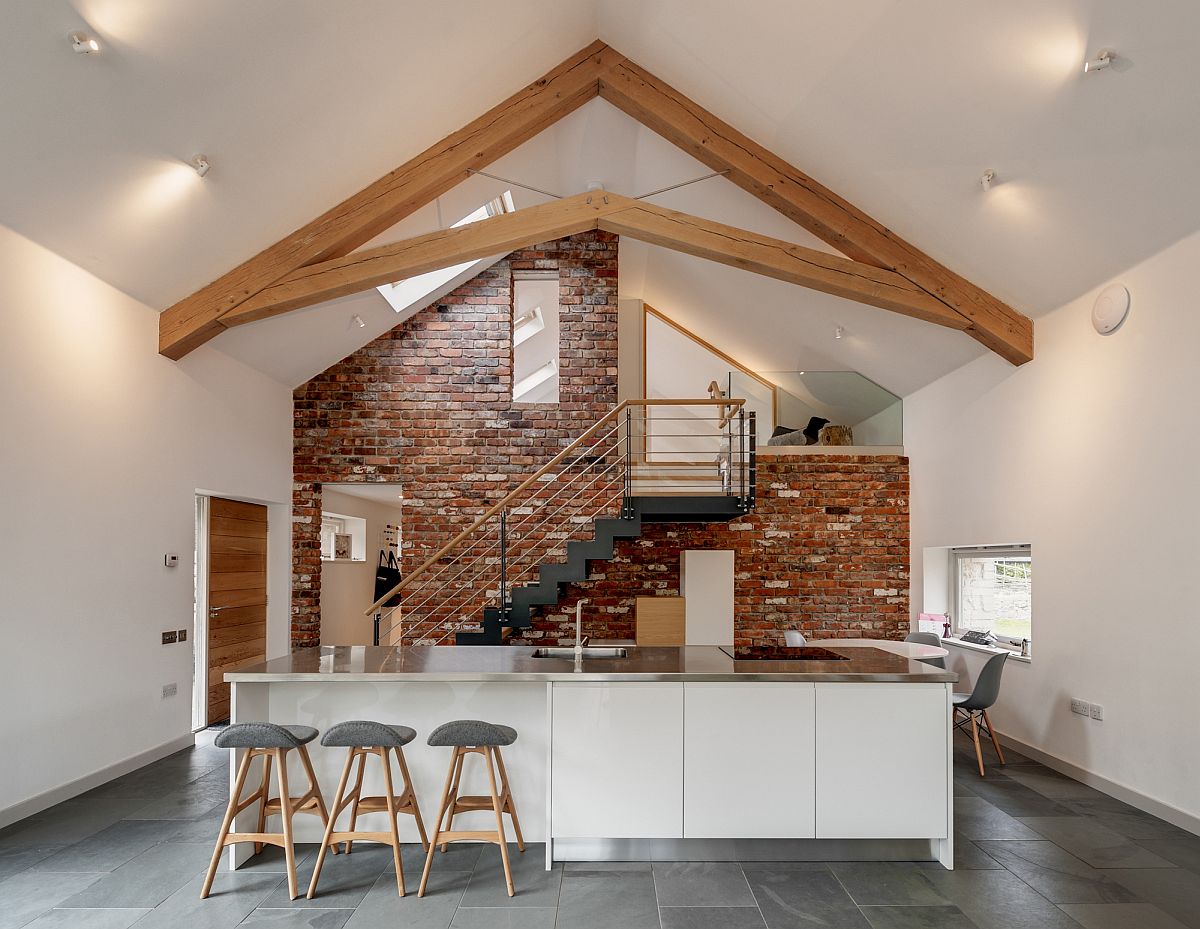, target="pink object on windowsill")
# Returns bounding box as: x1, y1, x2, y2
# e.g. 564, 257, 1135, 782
918, 613, 948, 636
